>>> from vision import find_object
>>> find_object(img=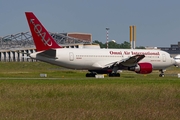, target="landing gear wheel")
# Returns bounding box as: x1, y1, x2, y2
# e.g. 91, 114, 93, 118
159, 74, 165, 77
86, 73, 97, 77
116, 73, 120, 77
159, 69, 165, 77
109, 73, 120, 77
